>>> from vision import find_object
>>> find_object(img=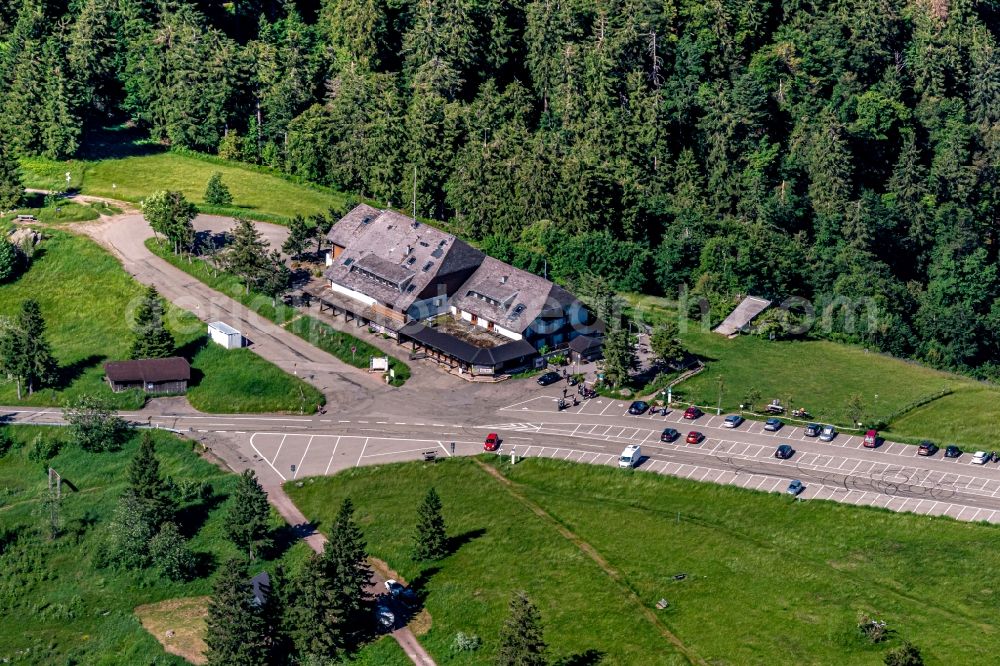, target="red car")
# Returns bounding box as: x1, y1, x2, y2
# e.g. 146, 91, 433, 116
484, 433, 500, 451
686, 431, 703, 444
863, 429, 878, 448
683, 406, 703, 420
